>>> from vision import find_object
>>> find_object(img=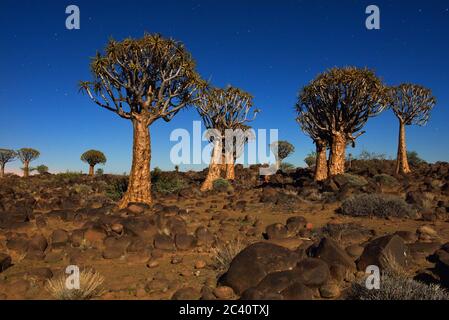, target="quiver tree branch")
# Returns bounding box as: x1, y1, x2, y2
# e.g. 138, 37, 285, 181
0, 149, 17, 178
